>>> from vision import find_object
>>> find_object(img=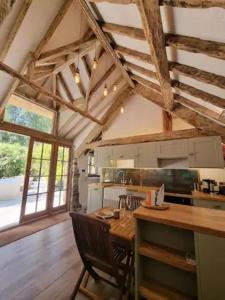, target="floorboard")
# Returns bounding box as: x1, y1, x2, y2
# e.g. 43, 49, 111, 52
0, 220, 122, 300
